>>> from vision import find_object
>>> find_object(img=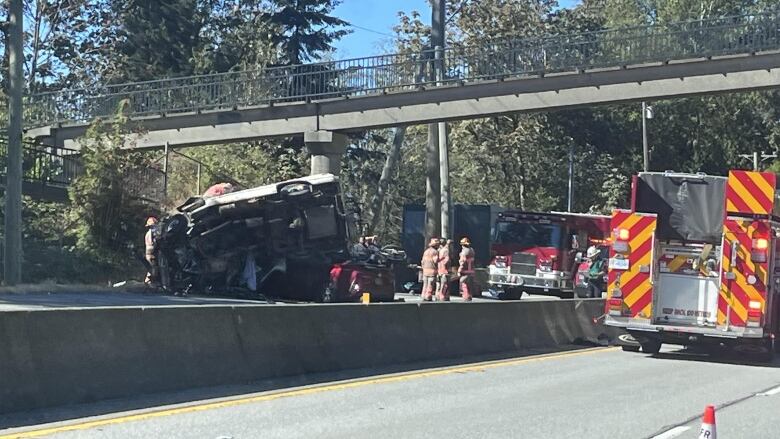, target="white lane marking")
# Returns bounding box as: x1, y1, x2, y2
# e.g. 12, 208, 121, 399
757, 385, 780, 396
650, 426, 691, 439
